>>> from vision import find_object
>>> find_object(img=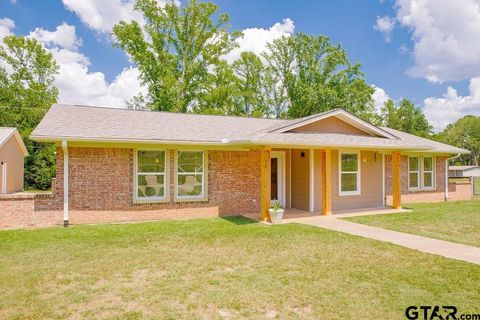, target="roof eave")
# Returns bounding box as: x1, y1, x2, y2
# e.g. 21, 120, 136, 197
31, 135, 471, 154
30, 135, 245, 147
